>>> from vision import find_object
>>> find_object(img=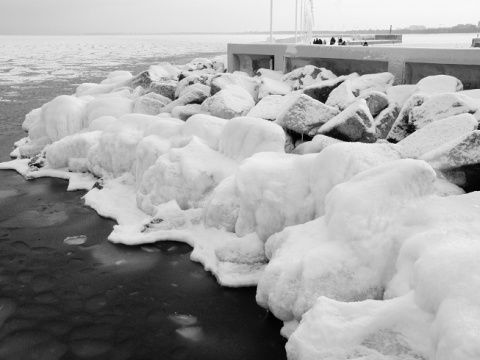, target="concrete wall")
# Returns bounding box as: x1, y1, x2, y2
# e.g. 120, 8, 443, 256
228, 43, 480, 89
